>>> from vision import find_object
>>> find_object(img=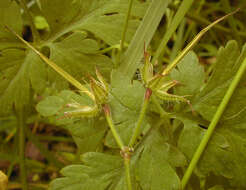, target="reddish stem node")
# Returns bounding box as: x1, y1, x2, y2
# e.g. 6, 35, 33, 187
145, 88, 152, 100
103, 104, 111, 116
